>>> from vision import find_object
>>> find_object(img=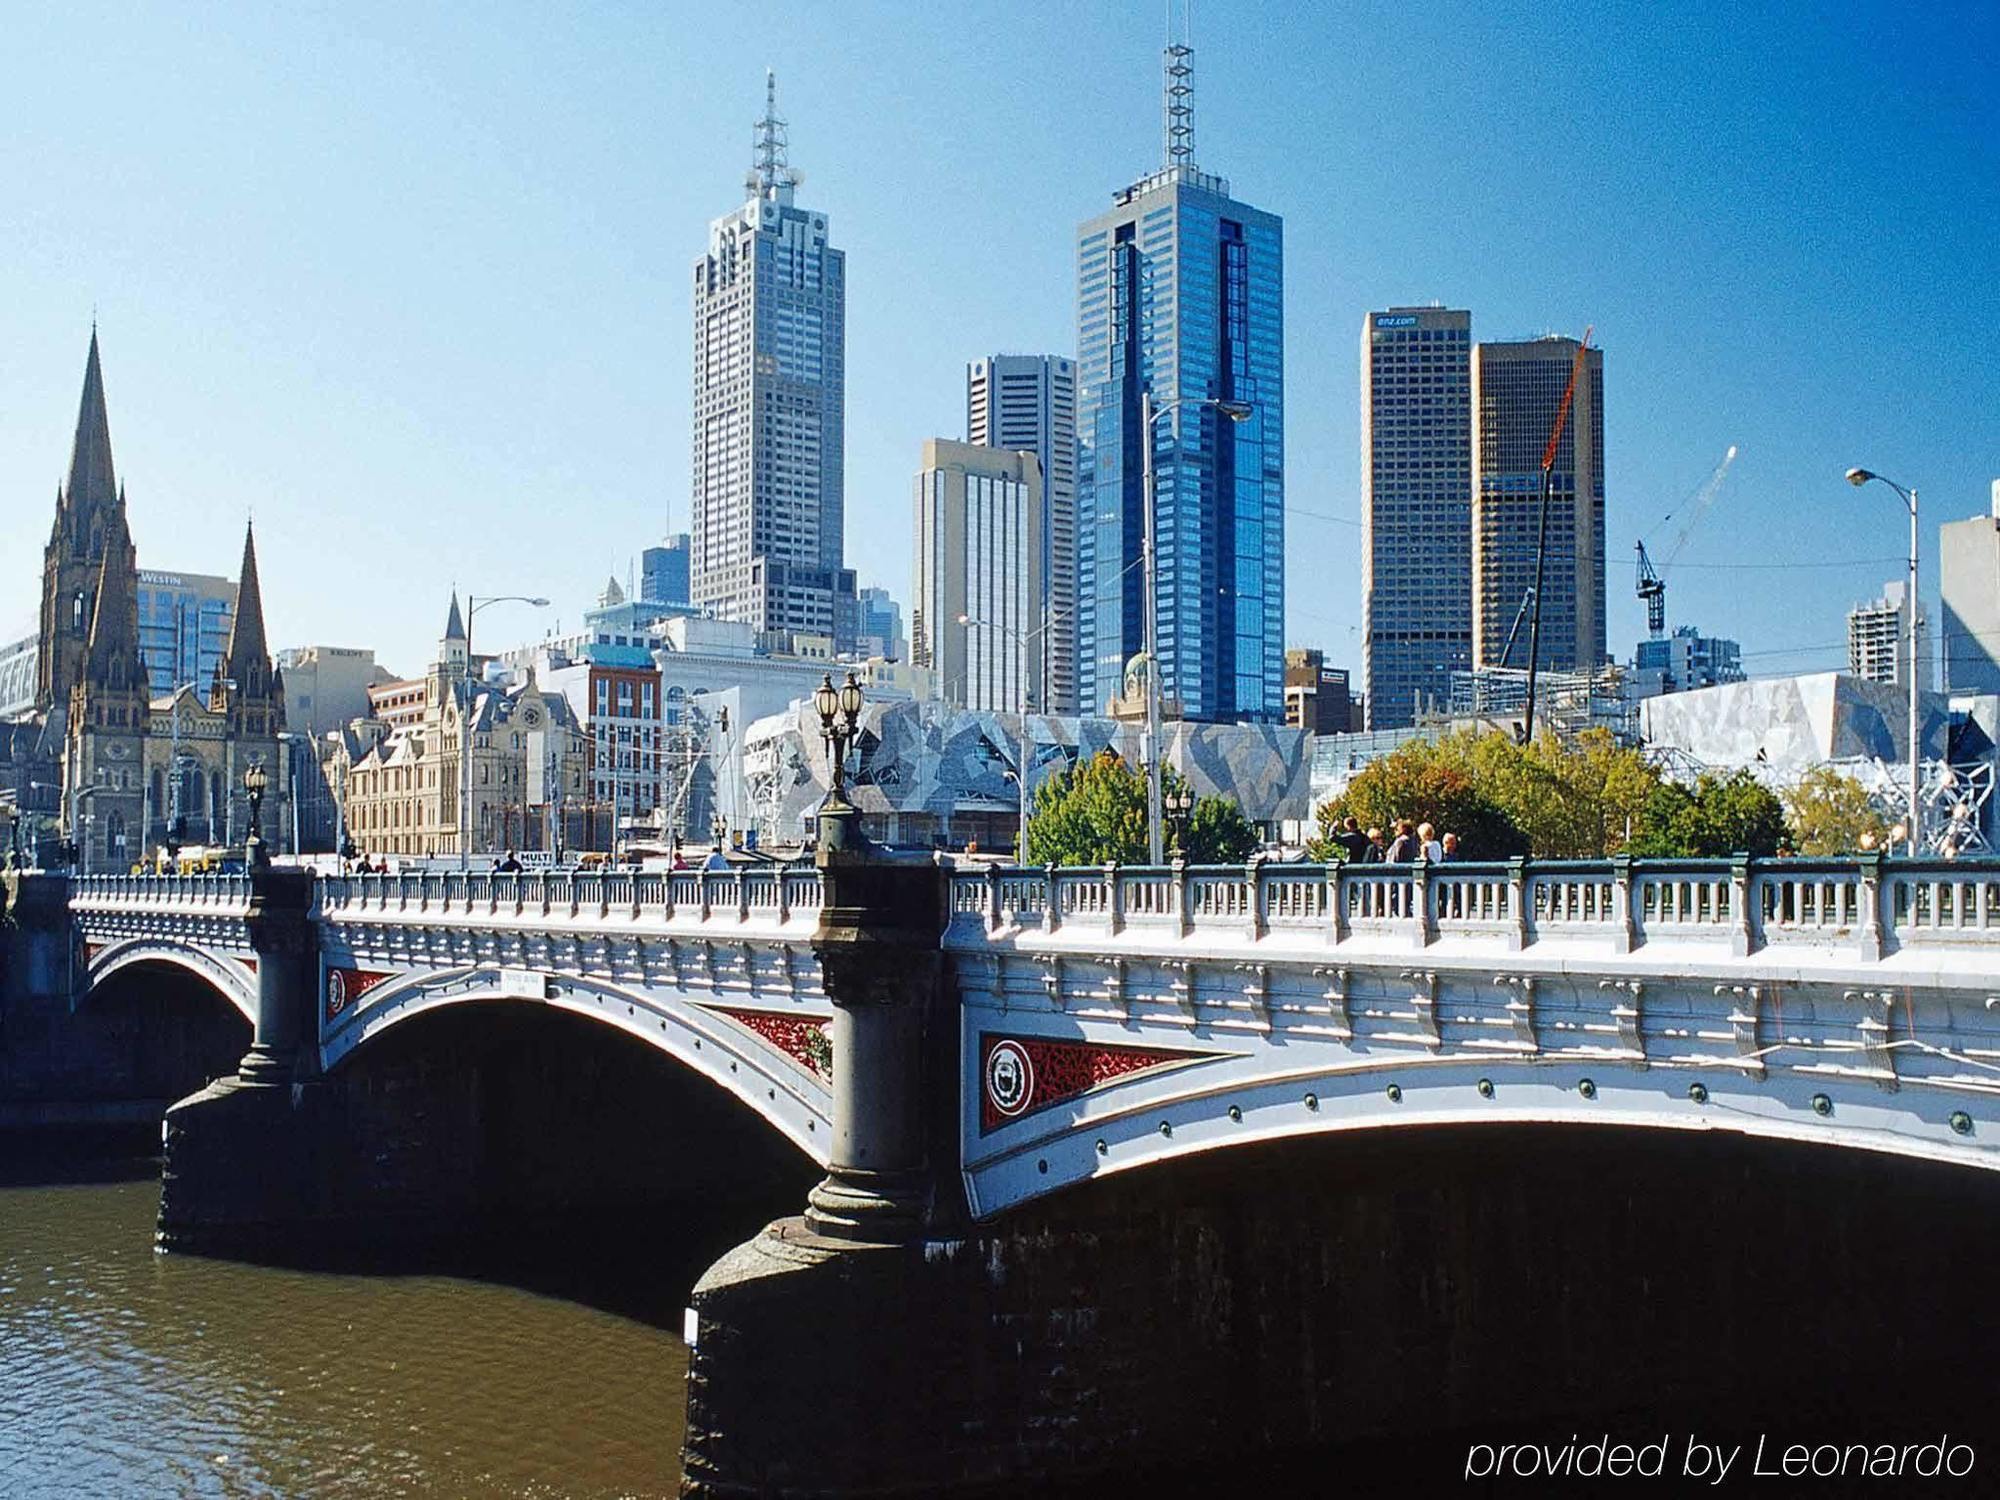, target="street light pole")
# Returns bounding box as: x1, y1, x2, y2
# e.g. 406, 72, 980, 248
1140, 390, 1254, 865
1847, 469, 1922, 855
460, 594, 549, 869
